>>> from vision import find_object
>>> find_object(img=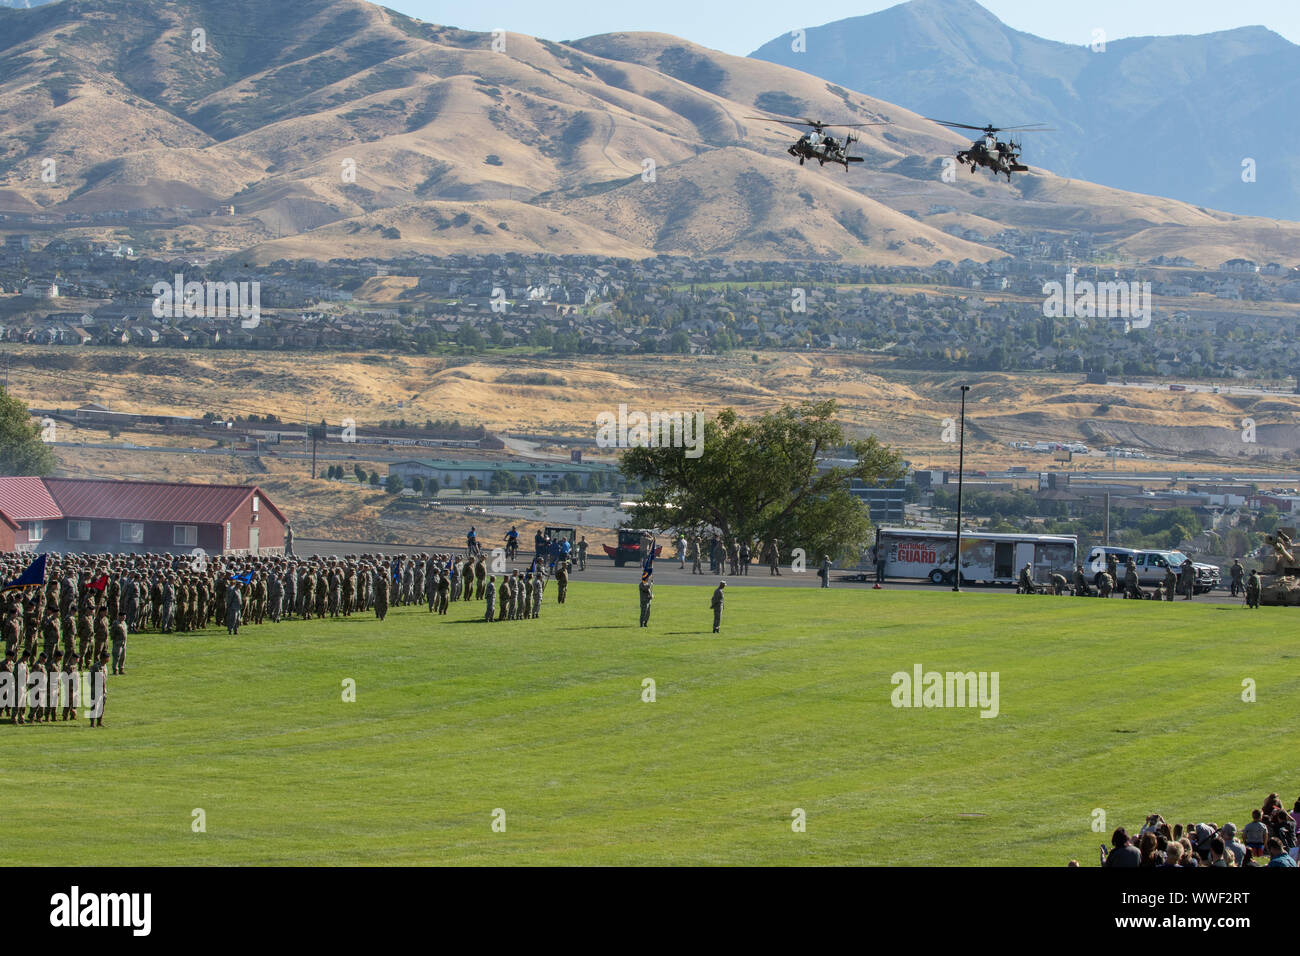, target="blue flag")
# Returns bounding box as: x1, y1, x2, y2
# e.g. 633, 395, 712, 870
2, 554, 46, 592
642, 546, 654, 581
230, 571, 253, 584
